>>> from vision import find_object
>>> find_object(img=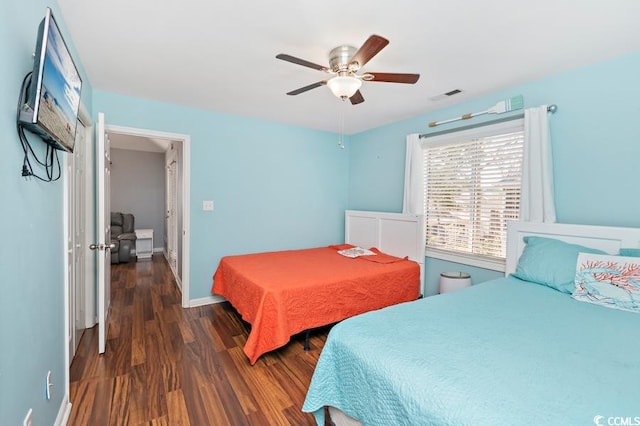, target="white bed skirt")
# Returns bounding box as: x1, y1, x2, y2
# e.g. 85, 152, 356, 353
328, 406, 363, 426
